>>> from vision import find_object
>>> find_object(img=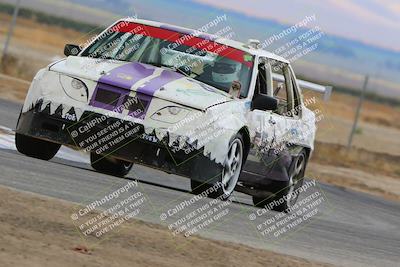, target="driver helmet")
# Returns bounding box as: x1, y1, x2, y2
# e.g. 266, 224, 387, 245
211, 57, 241, 84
